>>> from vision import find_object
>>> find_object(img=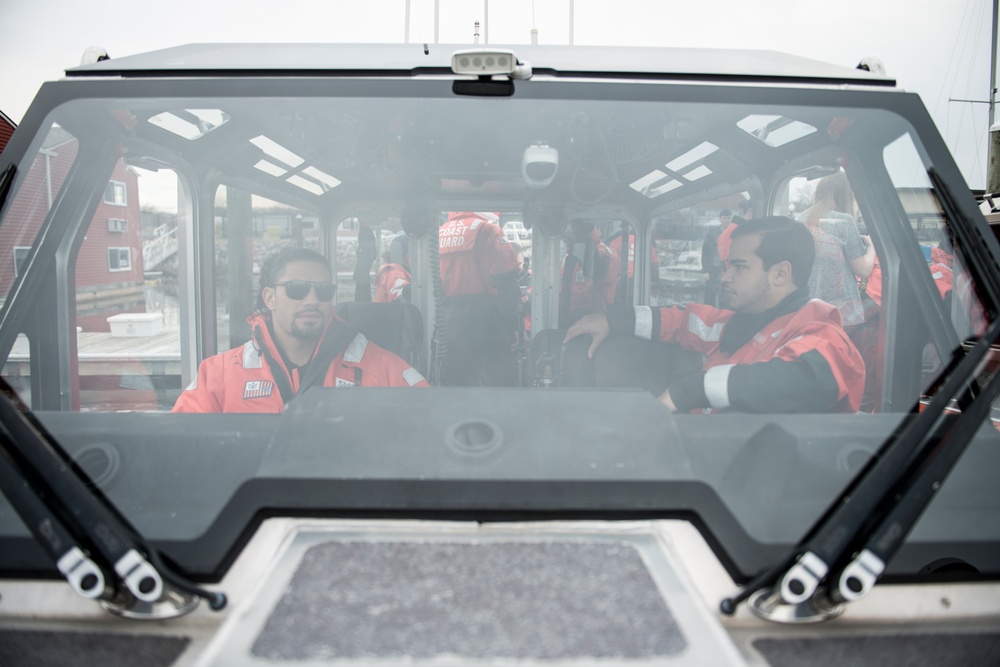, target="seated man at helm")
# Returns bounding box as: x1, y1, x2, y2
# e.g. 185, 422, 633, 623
565, 217, 865, 414
173, 246, 427, 413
